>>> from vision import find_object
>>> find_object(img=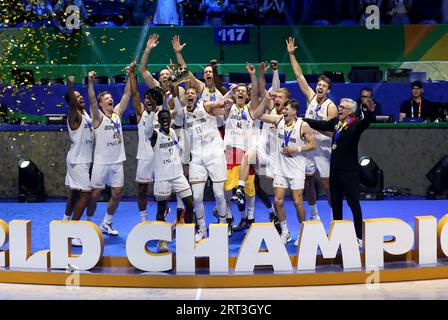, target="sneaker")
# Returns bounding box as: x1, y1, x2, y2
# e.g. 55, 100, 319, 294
195, 225, 207, 242
140, 215, 148, 223
280, 232, 292, 245
294, 238, 299, 247
310, 212, 321, 221
71, 238, 82, 247
227, 217, 234, 237
247, 218, 255, 227
231, 187, 246, 211
357, 238, 363, 248
157, 240, 168, 253
233, 217, 249, 231
100, 222, 119, 236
